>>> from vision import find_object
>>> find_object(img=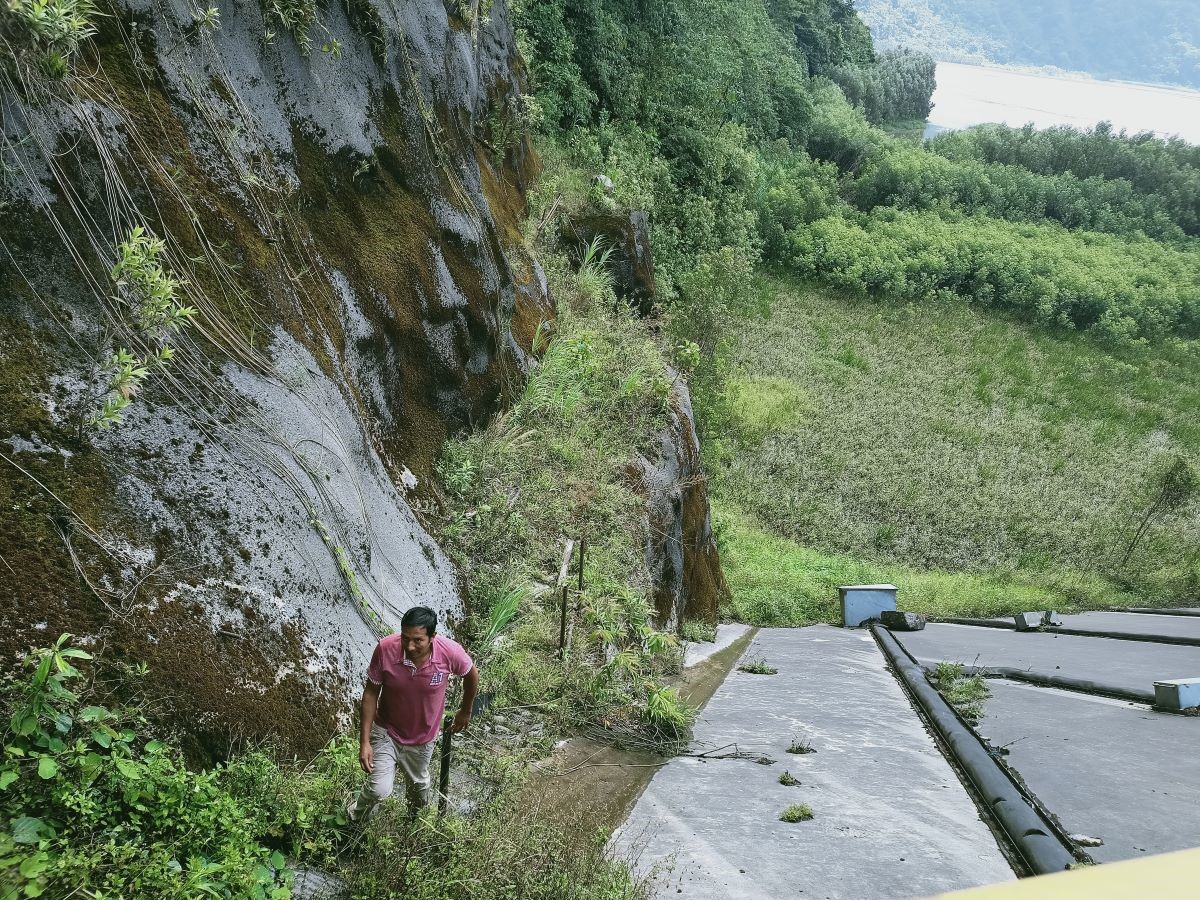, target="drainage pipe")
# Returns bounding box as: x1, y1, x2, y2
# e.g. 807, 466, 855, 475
1113, 607, 1200, 618
935, 664, 1155, 705
872, 625, 1078, 875
937, 617, 1200, 648
1043, 627, 1200, 648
